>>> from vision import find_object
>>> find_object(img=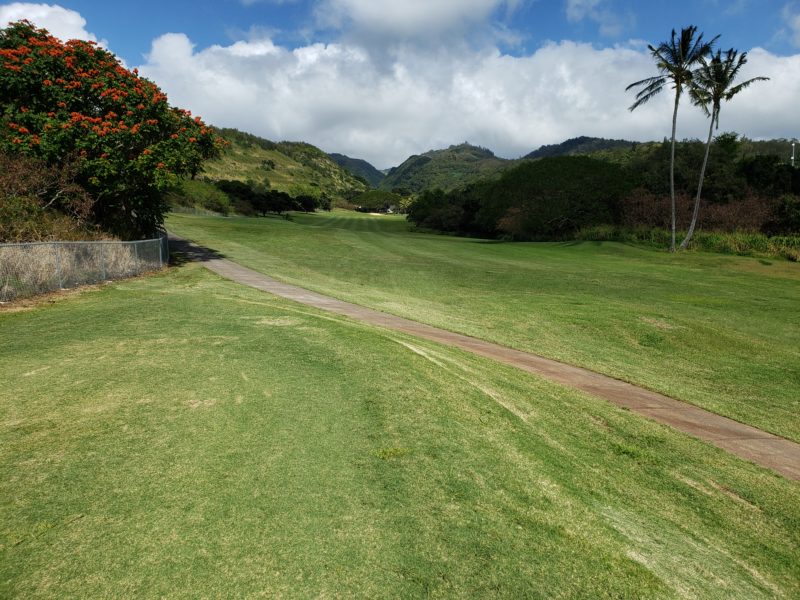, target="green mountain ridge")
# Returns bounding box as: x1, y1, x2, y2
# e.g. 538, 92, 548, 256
328, 153, 386, 187
379, 143, 512, 193
201, 128, 367, 200
525, 136, 636, 159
